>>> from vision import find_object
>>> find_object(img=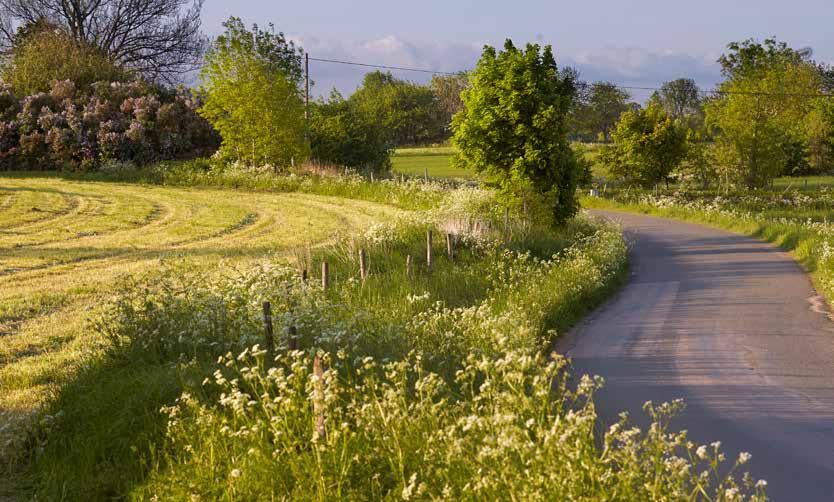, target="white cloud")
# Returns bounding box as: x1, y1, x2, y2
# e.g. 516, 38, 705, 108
292, 35, 723, 101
